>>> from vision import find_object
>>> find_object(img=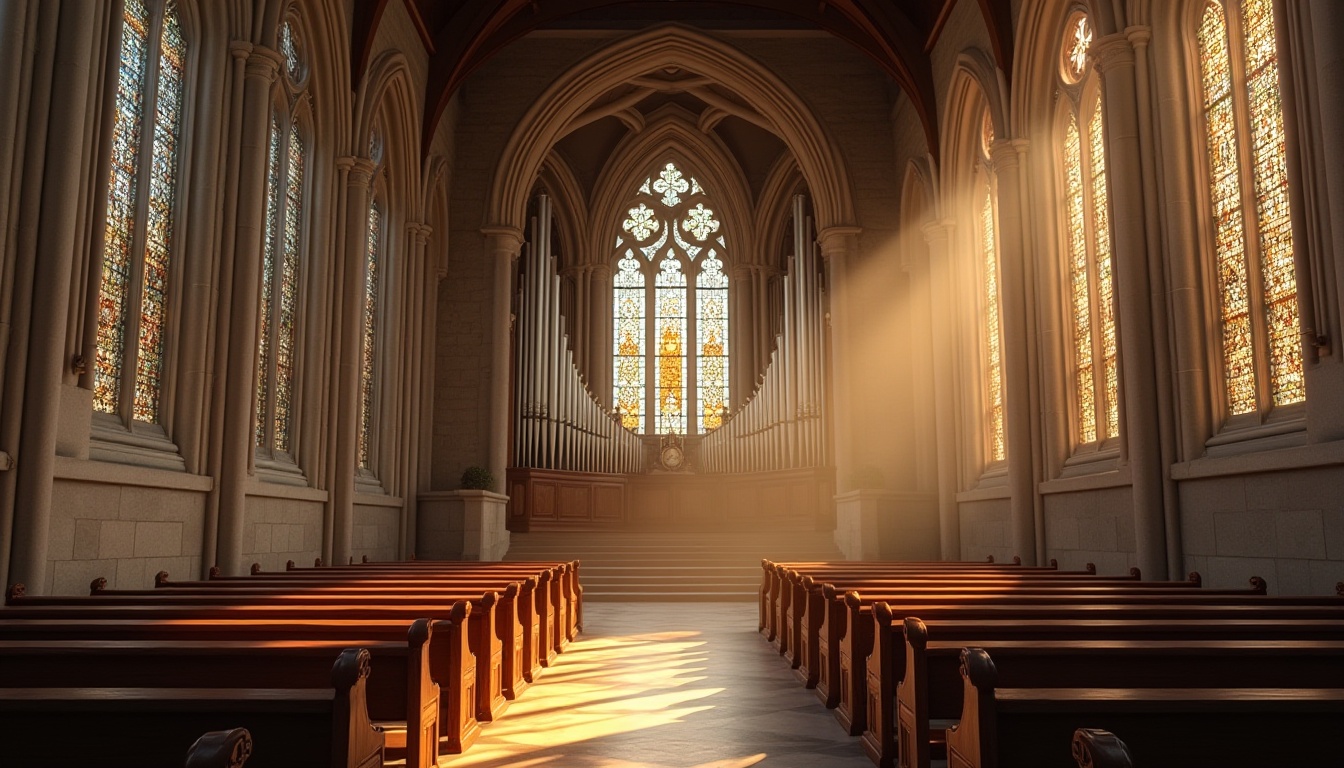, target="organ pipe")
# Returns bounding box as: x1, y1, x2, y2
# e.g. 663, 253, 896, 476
699, 195, 828, 473
513, 195, 645, 474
